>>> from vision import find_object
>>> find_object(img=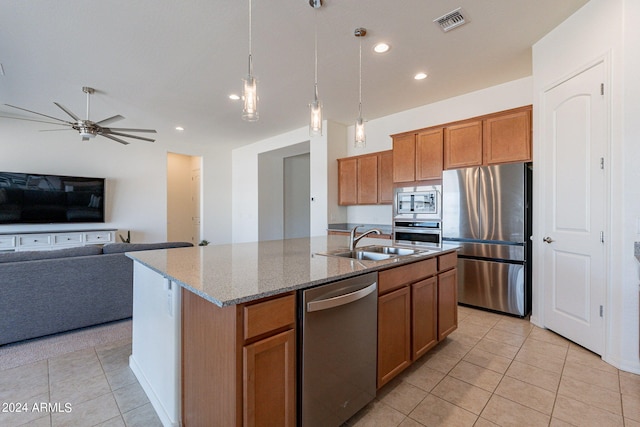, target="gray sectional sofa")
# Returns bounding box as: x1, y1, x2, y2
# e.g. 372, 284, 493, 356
0, 241, 193, 346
